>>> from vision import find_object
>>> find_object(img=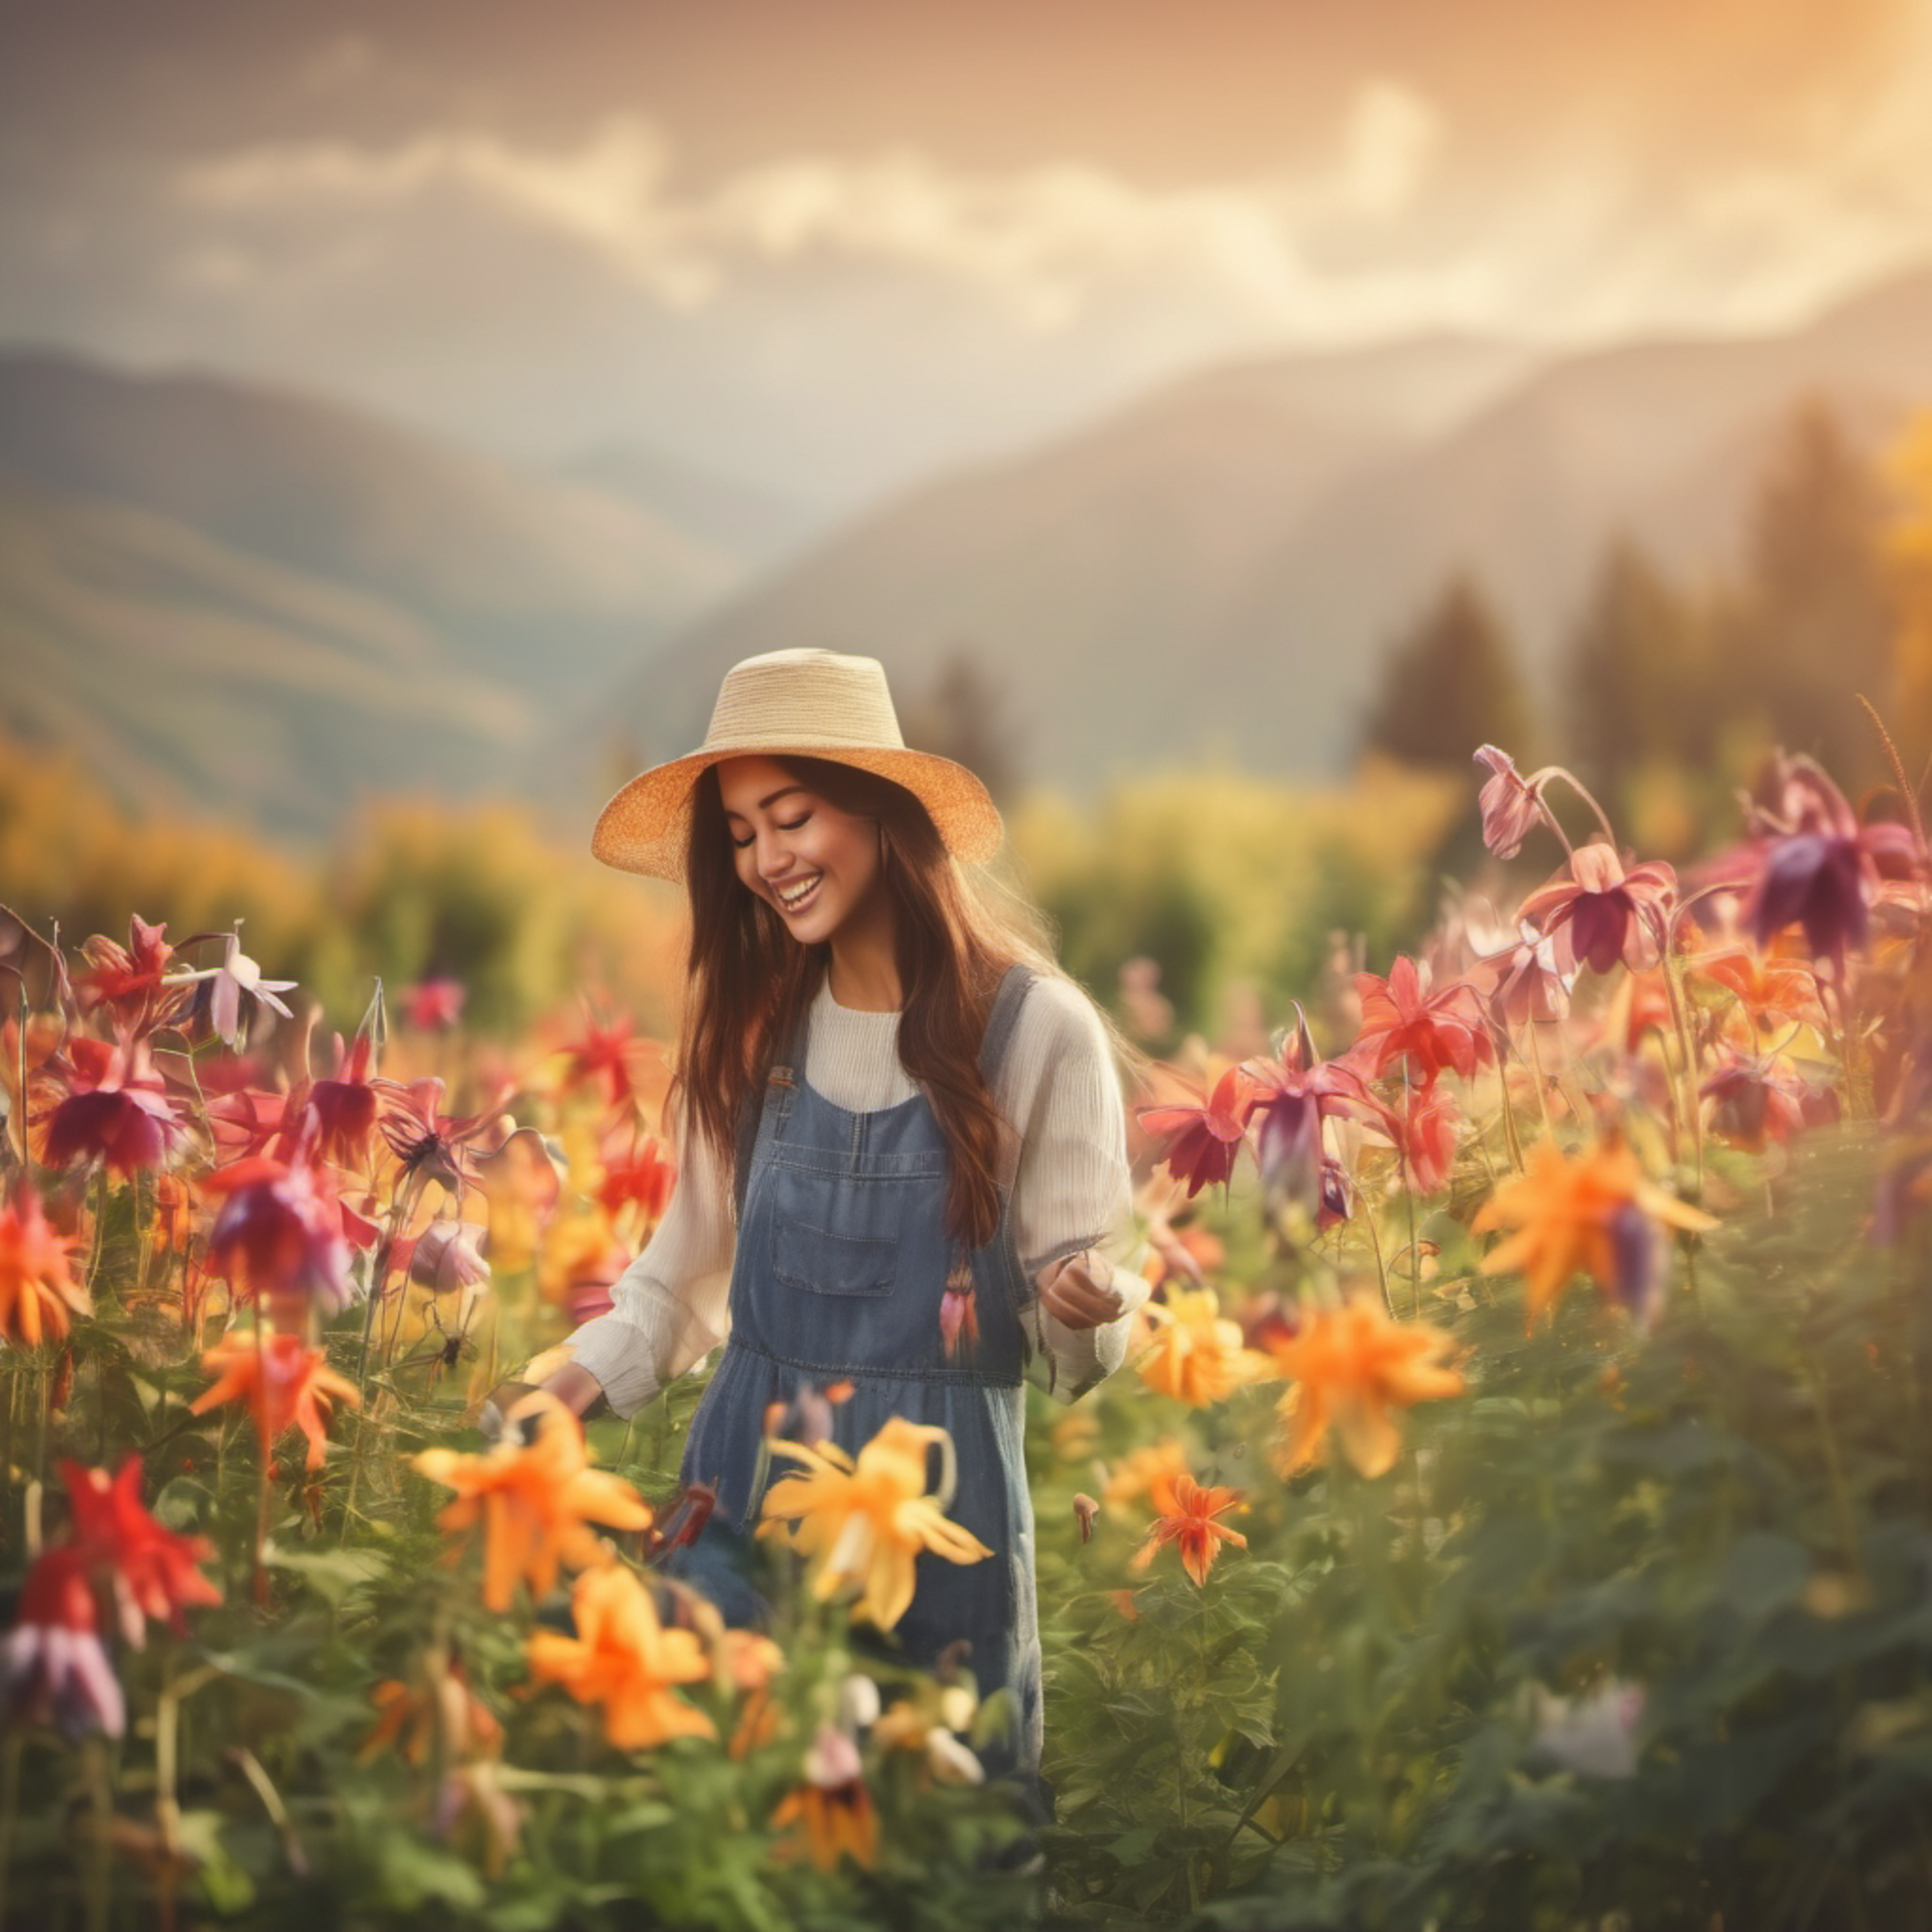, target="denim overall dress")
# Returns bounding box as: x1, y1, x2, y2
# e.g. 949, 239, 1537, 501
673, 964, 1043, 1782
